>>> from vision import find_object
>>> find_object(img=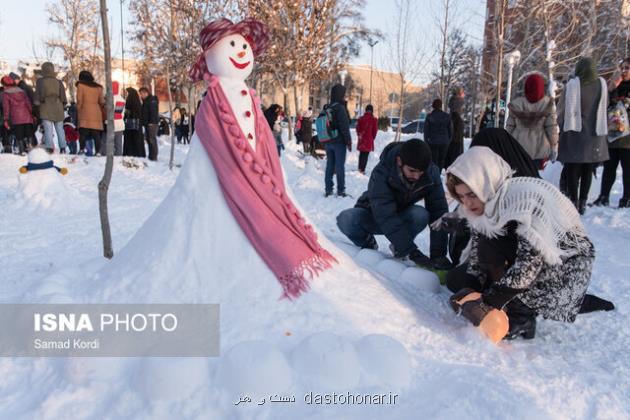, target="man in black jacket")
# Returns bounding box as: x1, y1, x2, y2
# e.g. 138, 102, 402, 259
139, 87, 159, 161
336, 139, 452, 270
423, 98, 453, 170
324, 84, 352, 197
